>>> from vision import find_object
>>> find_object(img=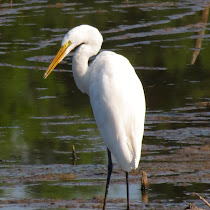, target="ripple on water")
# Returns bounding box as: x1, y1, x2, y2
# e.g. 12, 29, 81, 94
0, 0, 209, 209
